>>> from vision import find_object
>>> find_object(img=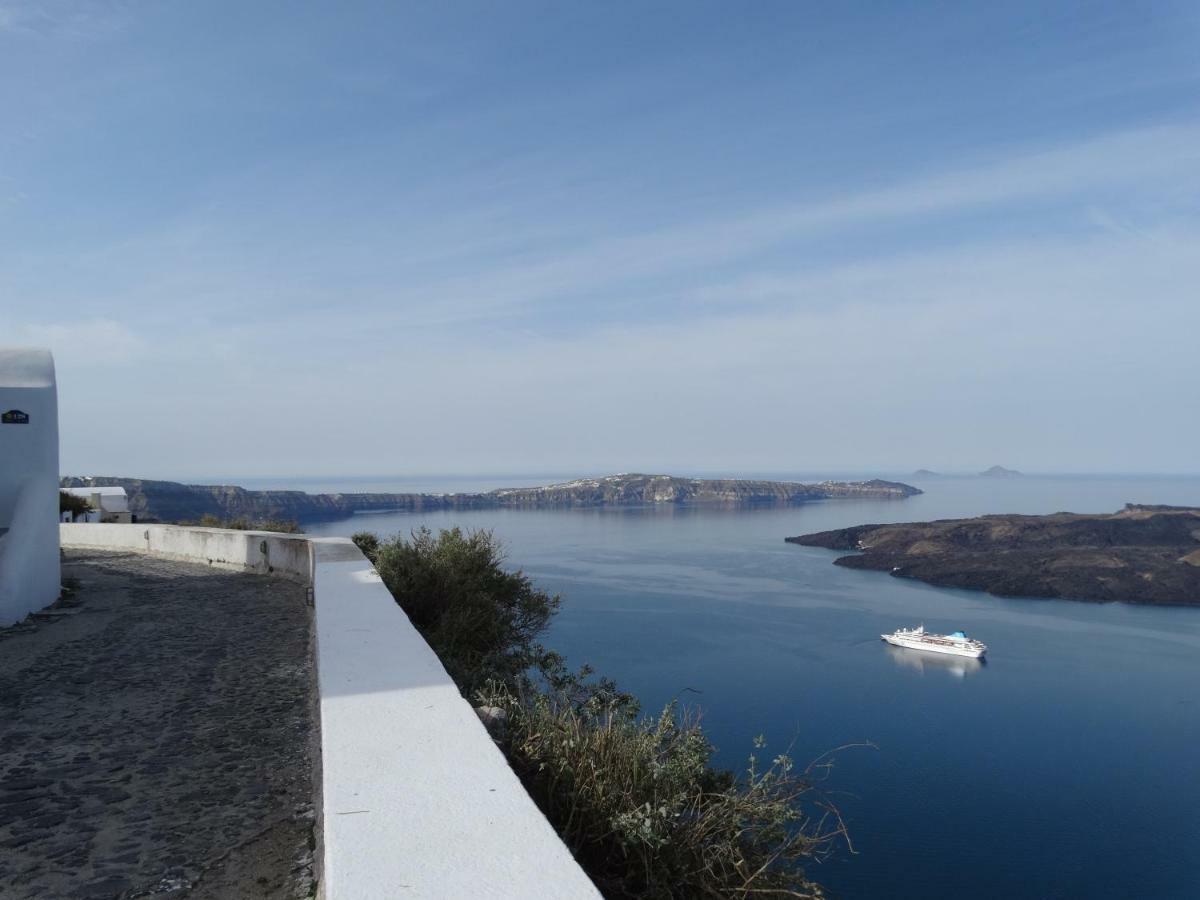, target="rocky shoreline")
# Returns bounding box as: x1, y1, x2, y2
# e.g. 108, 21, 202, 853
62, 472, 921, 525
787, 504, 1200, 606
